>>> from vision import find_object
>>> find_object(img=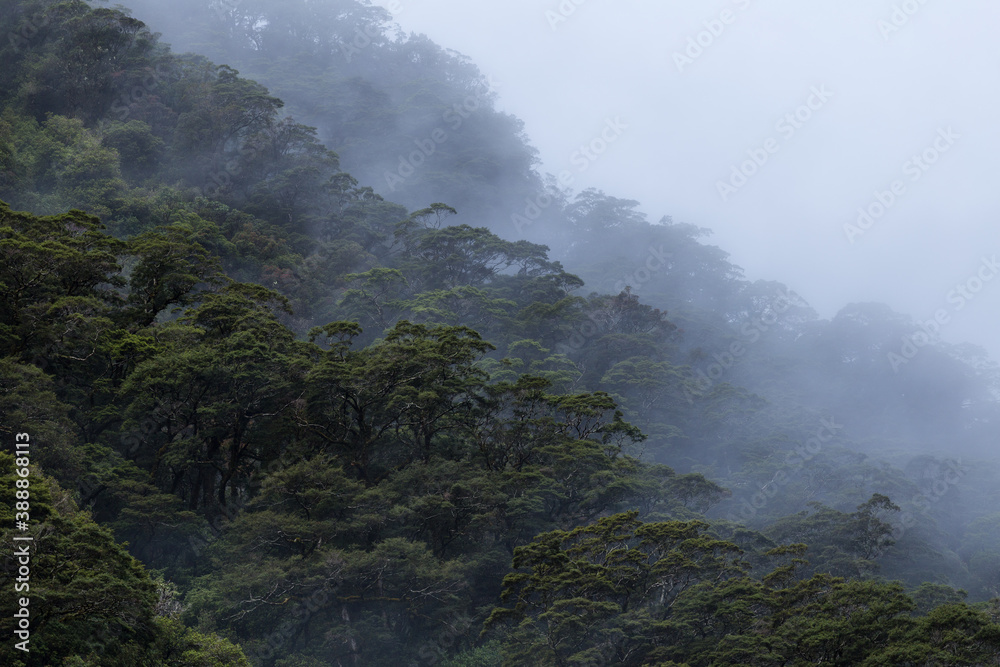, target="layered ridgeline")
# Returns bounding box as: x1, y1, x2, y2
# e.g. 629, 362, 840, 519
3, 1, 1000, 665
